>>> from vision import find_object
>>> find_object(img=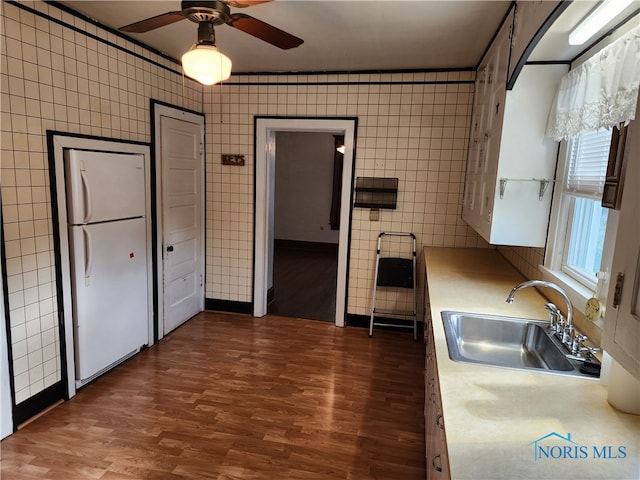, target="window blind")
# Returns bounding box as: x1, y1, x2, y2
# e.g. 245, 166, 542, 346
566, 128, 612, 197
